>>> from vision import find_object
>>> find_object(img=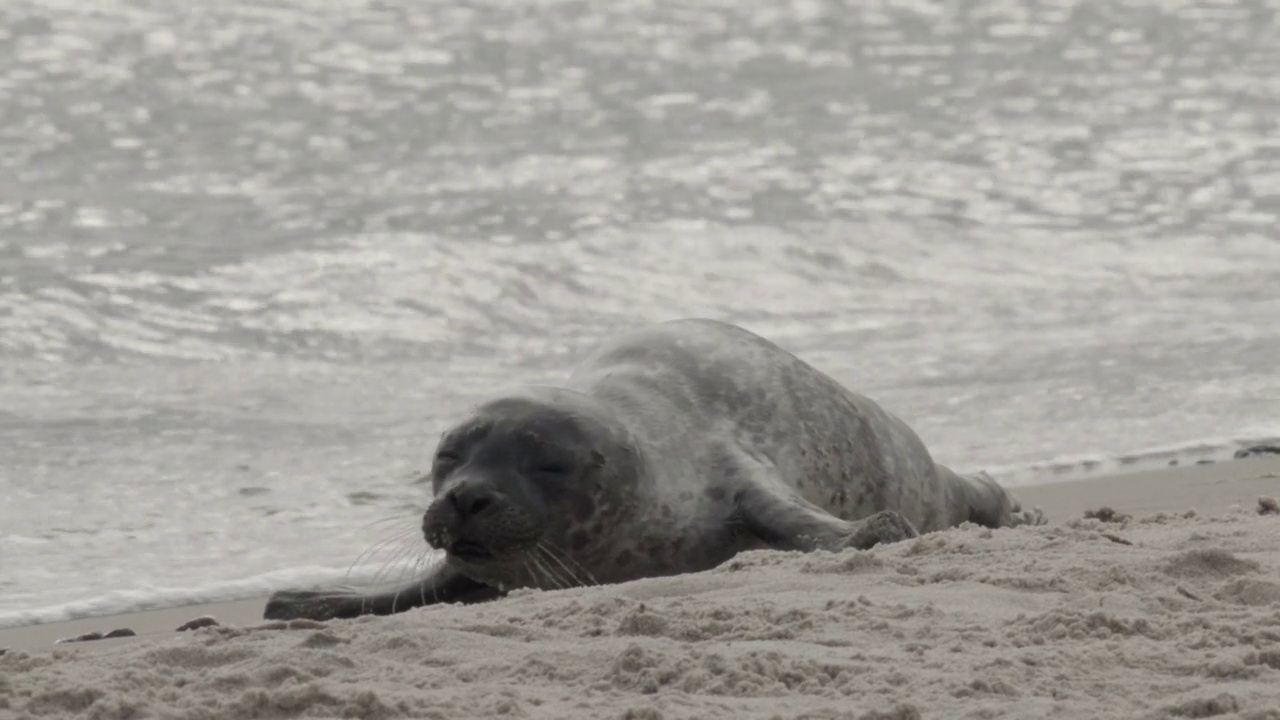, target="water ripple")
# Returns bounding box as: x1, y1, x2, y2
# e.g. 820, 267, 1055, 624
2, 0, 1279, 617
